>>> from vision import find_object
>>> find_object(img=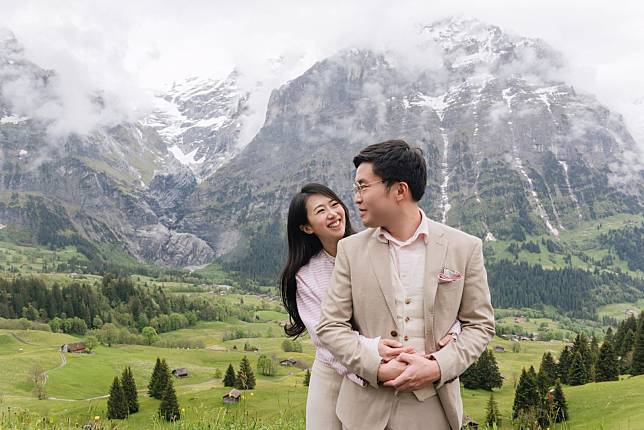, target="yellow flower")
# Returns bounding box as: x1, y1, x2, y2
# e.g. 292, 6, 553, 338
250, 392, 254, 396
94, 416, 100, 421
181, 408, 185, 413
